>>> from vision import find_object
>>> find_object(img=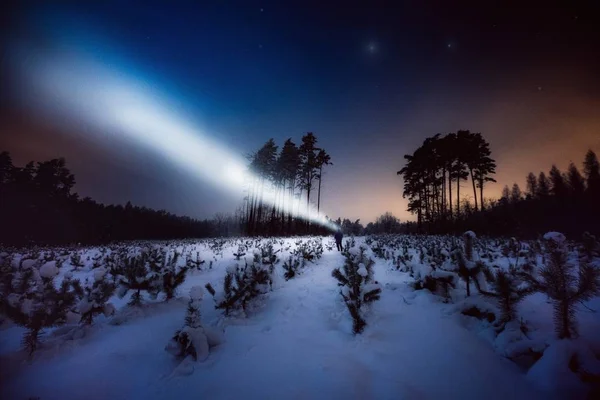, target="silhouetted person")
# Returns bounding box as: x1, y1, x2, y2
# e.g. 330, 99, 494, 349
334, 230, 343, 251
